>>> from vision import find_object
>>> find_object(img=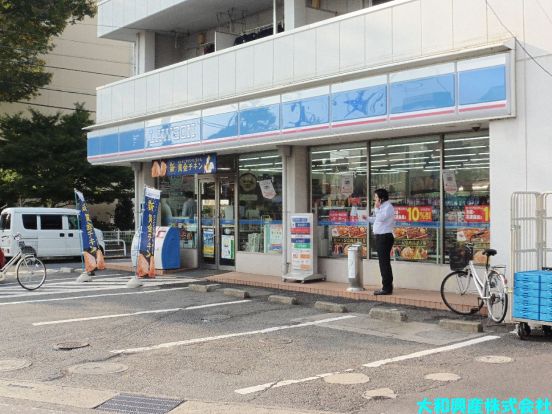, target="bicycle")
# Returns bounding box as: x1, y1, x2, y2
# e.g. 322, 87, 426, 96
440, 240, 508, 323
0, 234, 47, 290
